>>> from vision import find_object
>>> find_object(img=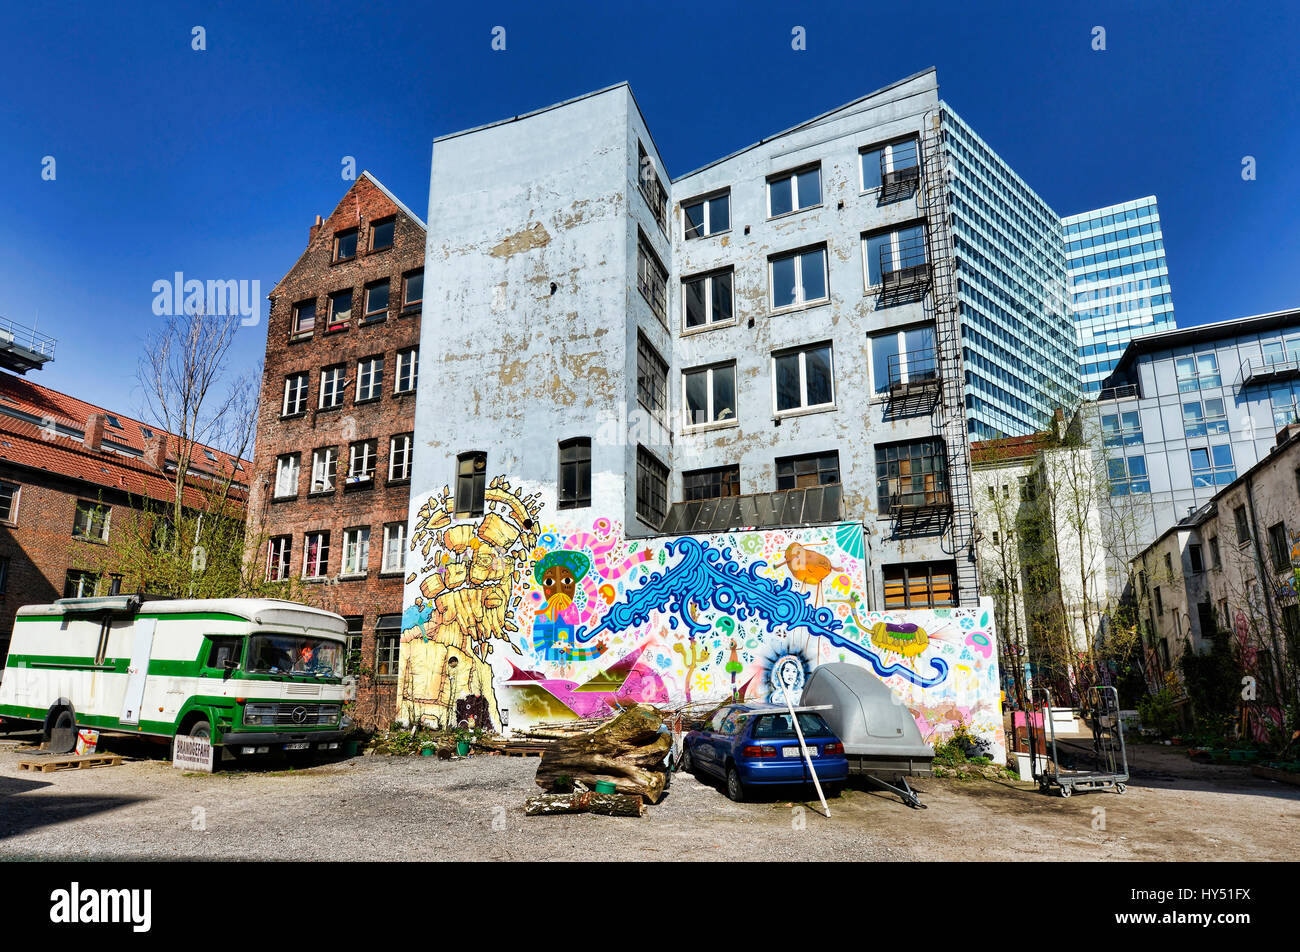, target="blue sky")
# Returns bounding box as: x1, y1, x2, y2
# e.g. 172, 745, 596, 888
2, 1, 1298, 431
